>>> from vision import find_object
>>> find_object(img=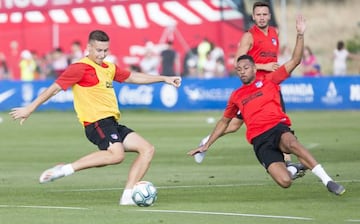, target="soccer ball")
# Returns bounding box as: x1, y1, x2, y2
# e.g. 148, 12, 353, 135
132, 181, 157, 207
